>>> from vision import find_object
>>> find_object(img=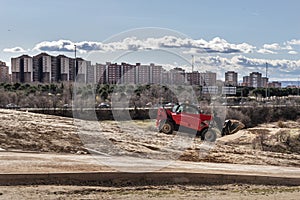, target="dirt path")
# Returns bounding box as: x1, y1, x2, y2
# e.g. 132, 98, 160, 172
0, 185, 299, 200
